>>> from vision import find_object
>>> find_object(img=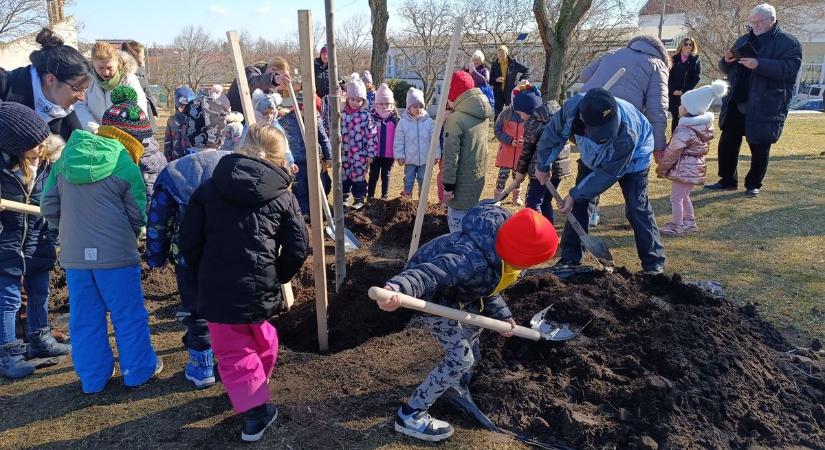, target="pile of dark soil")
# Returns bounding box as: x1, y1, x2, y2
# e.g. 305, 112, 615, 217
345, 197, 449, 247
473, 270, 825, 450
